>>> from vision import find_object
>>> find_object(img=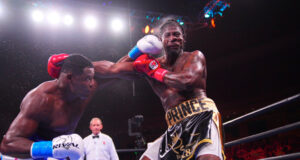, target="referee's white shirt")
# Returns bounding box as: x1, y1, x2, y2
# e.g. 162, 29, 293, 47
81, 132, 119, 160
